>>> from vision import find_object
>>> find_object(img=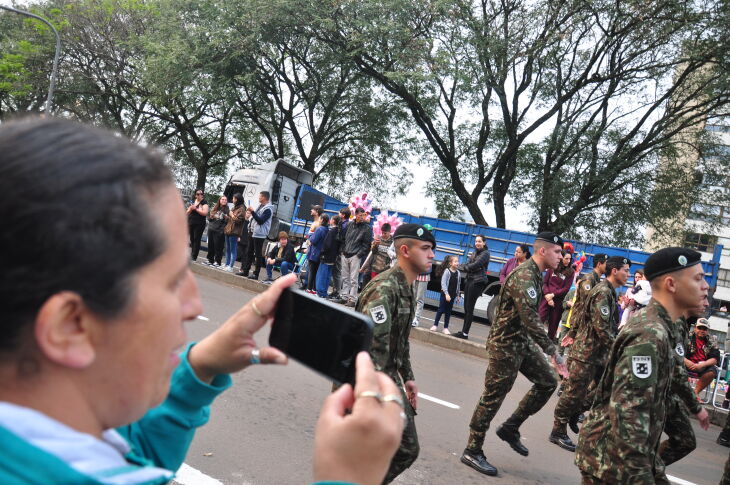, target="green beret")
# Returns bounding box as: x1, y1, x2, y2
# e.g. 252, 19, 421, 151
644, 247, 701, 281
393, 223, 436, 247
